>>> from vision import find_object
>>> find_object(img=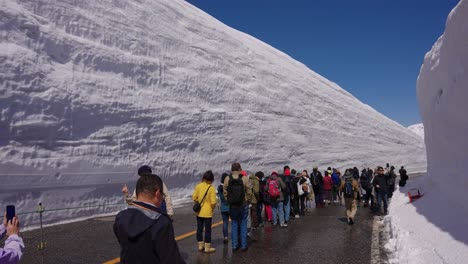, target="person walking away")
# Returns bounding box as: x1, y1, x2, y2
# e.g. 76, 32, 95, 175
261, 175, 273, 223
360, 169, 374, 208
398, 166, 408, 187
1, 213, 24, 264
331, 169, 341, 205
298, 170, 312, 215
217, 173, 230, 244
192, 171, 217, 253
248, 173, 259, 235
323, 171, 333, 205
268, 172, 287, 227
387, 166, 397, 198
122, 165, 174, 219
114, 175, 184, 263
311, 167, 324, 207
373, 167, 390, 215
223, 163, 252, 251
292, 172, 301, 218
340, 169, 360, 225
255, 171, 265, 227
281, 166, 293, 224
